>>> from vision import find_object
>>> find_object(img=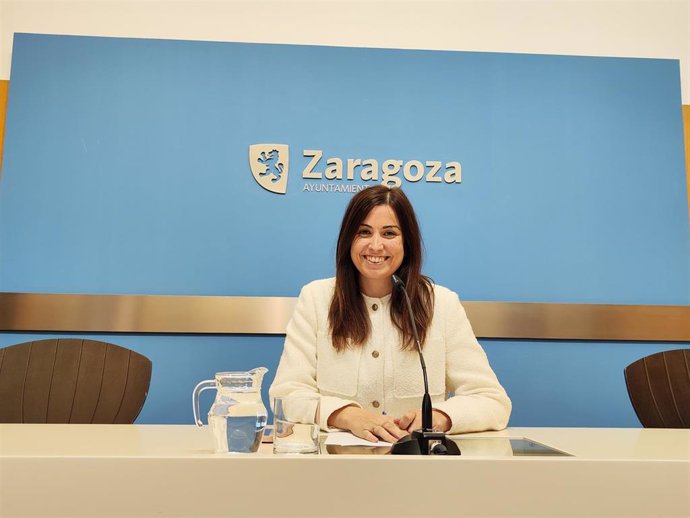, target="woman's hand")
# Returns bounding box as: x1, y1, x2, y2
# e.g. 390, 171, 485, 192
328, 406, 408, 443
395, 409, 452, 433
